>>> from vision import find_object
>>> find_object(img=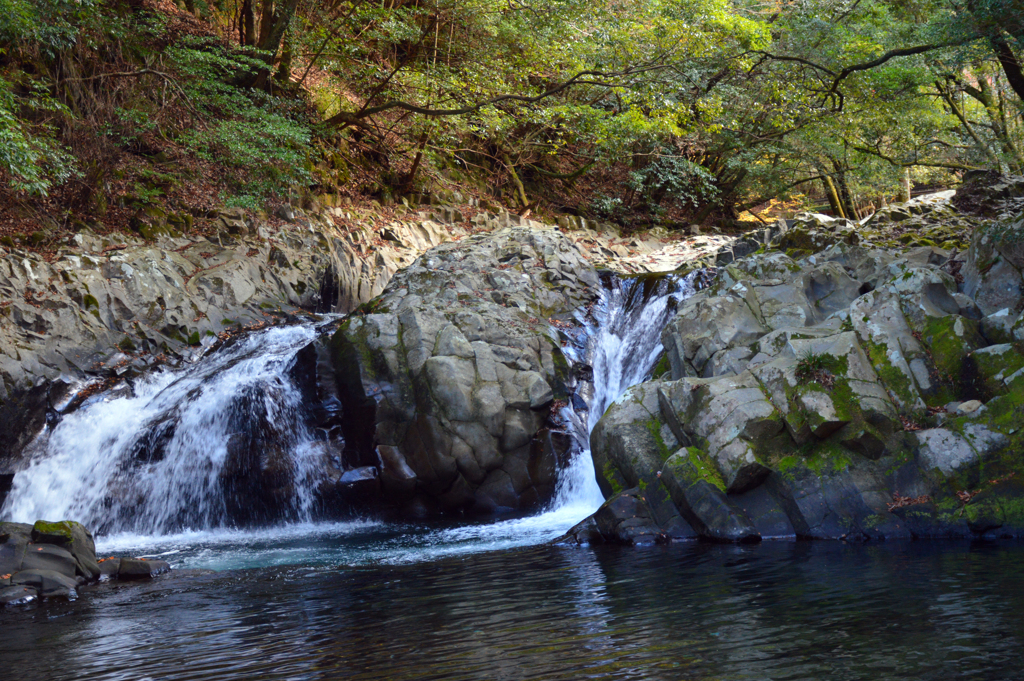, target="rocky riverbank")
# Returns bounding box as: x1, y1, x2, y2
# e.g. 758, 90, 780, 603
0, 520, 168, 605
6, 175, 1024, 546
566, 177, 1024, 545
0, 200, 717, 508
